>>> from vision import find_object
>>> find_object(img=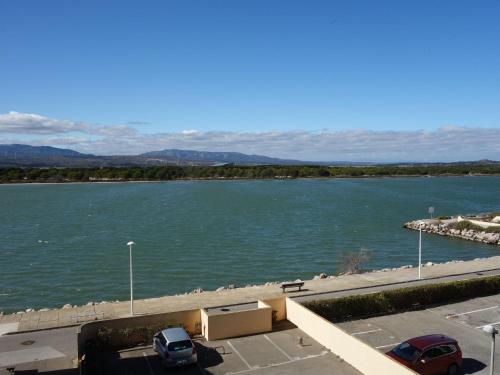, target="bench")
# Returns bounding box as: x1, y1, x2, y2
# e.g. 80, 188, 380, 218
281, 282, 305, 293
